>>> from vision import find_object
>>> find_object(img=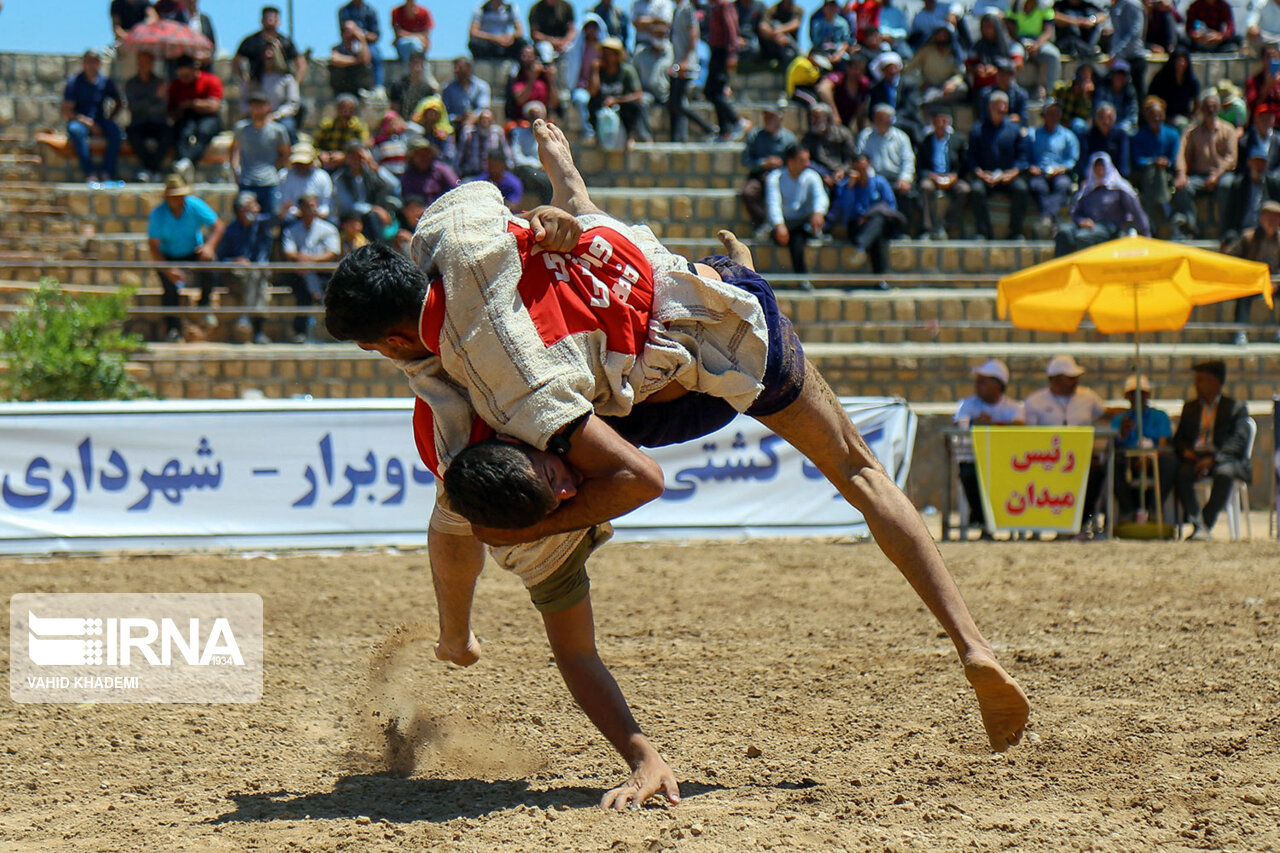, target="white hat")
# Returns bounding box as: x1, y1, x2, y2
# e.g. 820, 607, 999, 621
1123, 374, 1152, 394
972, 358, 1010, 386
1046, 354, 1085, 377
